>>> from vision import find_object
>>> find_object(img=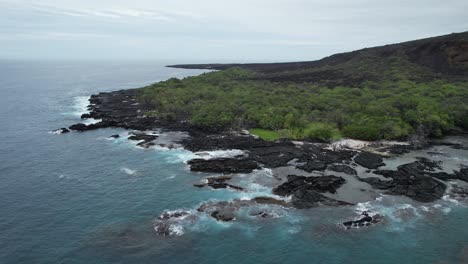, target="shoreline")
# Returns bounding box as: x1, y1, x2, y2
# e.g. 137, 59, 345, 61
55, 89, 468, 235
